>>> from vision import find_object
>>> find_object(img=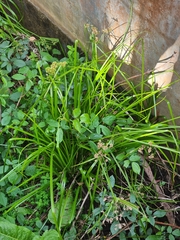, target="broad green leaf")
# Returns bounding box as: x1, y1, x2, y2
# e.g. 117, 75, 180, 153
17, 110, 25, 120
110, 220, 120, 235
89, 133, 102, 140
88, 141, 98, 153
129, 154, 140, 162
25, 80, 33, 92
7, 48, 14, 59
72, 119, 82, 133
25, 165, 37, 177
1, 115, 11, 126
73, 108, 81, 118
12, 73, 26, 80
56, 127, 63, 147
109, 175, 115, 188
172, 229, 180, 236
0, 192, 7, 207
61, 120, 69, 130
145, 236, 161, 240
116, 153, 125, 161
41, 229, 59, 240
10, 92, 21, 101
123, 160, 130, 168
153, 210, 166, 218
0, 221, 37, 240
0, 165, 9, 174
64, 227, 76, 240
90, 113, 99, 129
48, 190, 74, 227
80, 113, 90, 125
99, 125, 111, 136
8, 171, 21, 185
47, 119, 58, 127
0, 40, 10, 48
13, 59, 26, 68
132, 162, 141, 174
102, 115, 116, 126
19, 66, 29, 74
6, 63, 12, 73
